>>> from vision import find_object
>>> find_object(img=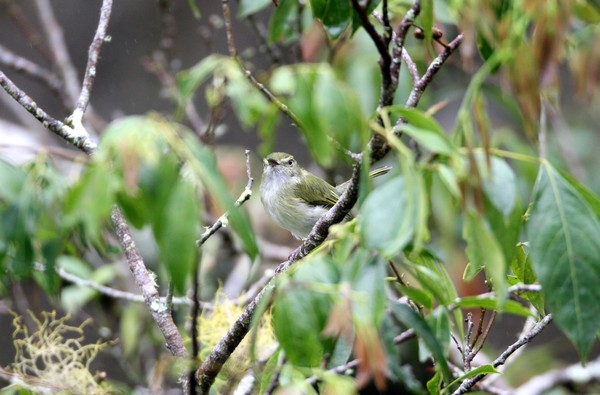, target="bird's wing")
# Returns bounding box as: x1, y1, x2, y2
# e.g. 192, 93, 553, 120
294, 172, 339, 208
